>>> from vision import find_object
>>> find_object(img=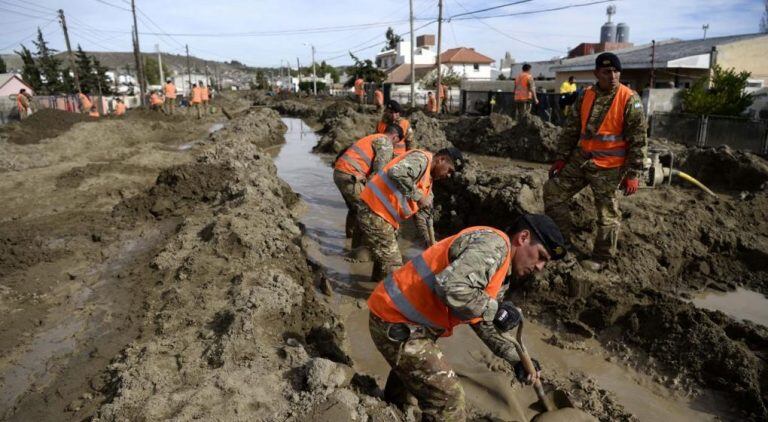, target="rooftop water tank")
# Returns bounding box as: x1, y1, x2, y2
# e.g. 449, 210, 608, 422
616, 23, 630, 43
601, 22, 617, 43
